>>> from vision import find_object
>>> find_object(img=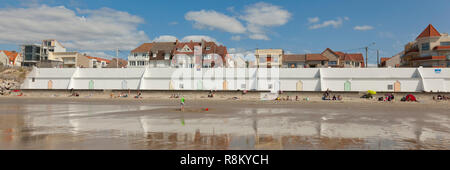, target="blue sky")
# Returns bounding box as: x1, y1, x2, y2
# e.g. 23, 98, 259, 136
0, 0, 449, 65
